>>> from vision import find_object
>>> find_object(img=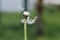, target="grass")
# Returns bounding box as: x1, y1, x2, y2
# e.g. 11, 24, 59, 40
0, 6, 60, 40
